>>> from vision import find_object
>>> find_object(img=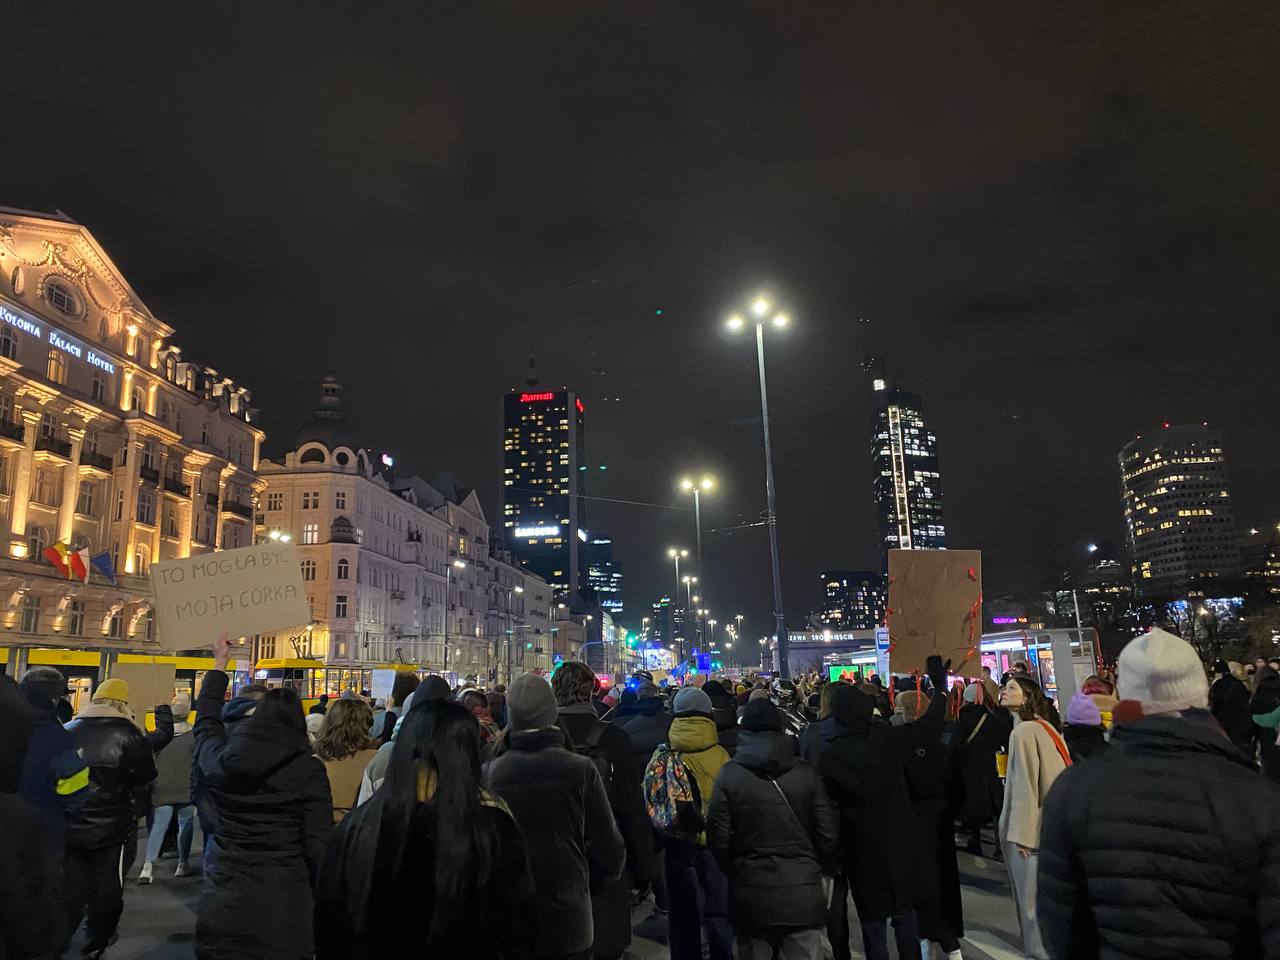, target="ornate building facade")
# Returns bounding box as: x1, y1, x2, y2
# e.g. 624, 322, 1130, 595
0, 207, 262, 656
